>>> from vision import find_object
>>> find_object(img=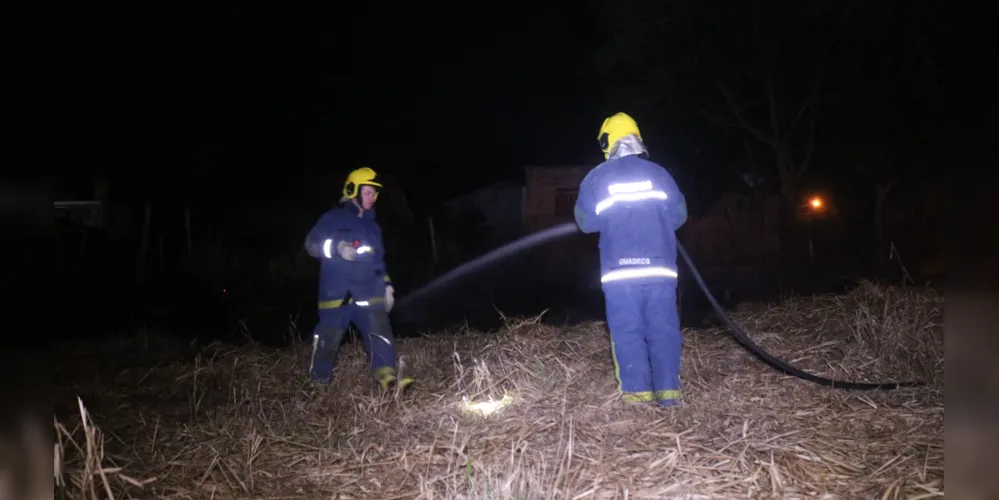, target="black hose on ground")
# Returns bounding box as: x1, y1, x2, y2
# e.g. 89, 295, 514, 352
676, 241, 925, 390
